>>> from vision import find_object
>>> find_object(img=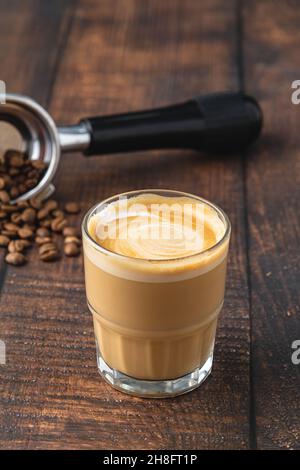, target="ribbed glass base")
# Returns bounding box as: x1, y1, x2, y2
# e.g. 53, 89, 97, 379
96, 346, 213, 398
